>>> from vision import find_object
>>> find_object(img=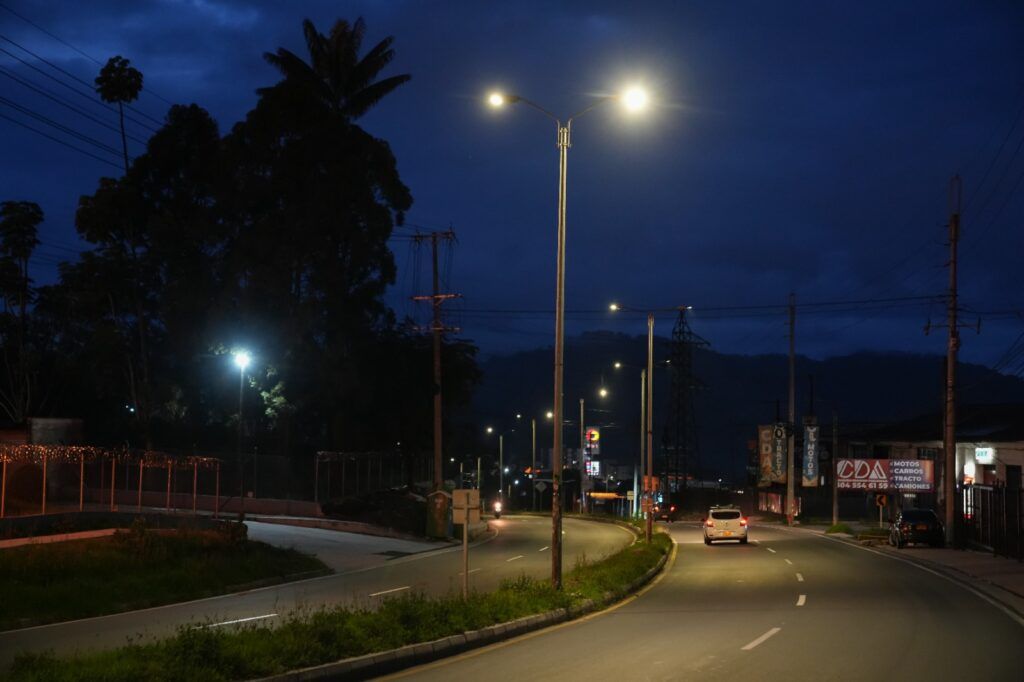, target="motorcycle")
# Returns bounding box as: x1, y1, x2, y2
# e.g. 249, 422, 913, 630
493, 501, 503, 519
